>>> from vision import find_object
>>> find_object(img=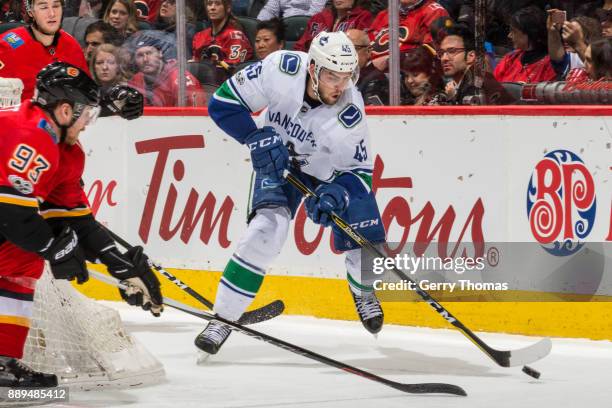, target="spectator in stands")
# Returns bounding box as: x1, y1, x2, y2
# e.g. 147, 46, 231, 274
595, 8, 612, 37
293, 0, 372, 52
400, 45, 446, 105
90, 43, 129, 107
77, 0, 104, 18
576, 1, 612, 20
133, 0, 154, 20
257, 0, 327, 20
0, 0, 22, 22
83, 21, 122, 63
129, 36, 206, 106
368, 0, 449, 72
584, 37, 612, 80
152, 0, 198, 58
192, 0, 253, 68
346, 28, 389, 105
493, 6, 556, 84
103, 0, 139, 40
548, 11, 602, 81
254, 18, 285, 60
439, 24, 513, 105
